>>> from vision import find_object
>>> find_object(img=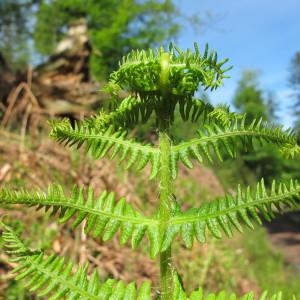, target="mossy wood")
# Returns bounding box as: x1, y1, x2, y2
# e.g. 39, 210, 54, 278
1, 43, 300, 299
